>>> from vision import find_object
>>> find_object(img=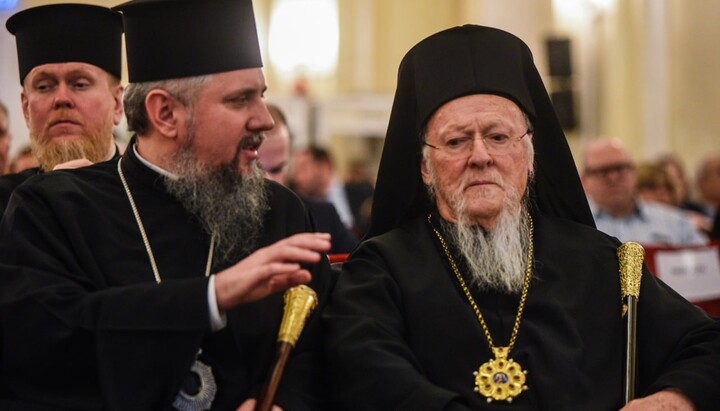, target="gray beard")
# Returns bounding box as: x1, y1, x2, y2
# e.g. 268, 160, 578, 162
443, 195, 531, 295
164, 139, 269, 263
